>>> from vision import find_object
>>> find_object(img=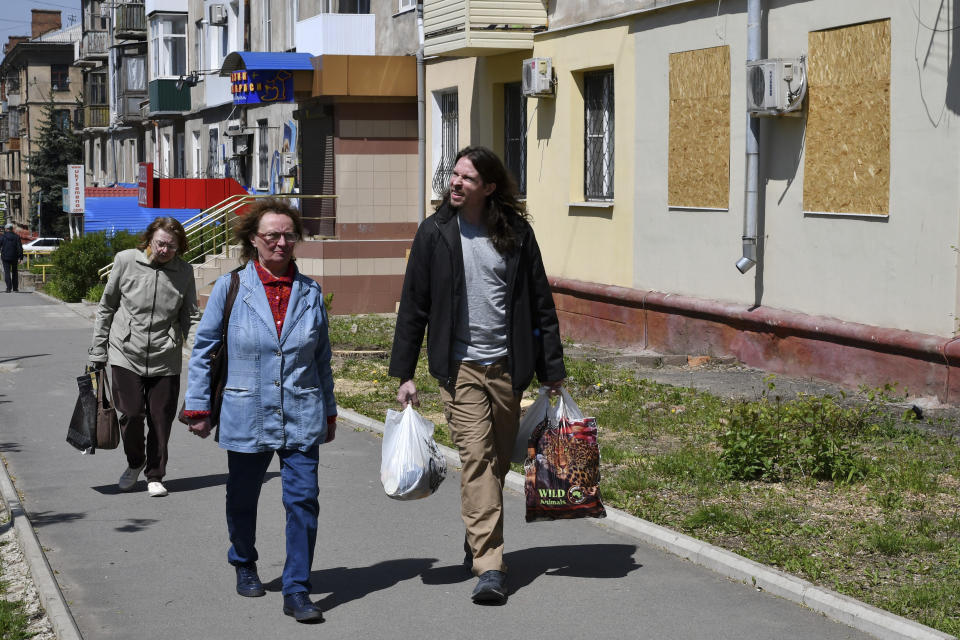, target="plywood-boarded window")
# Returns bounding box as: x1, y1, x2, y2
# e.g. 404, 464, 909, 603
803, 20, 890, 216
668, 45, 730, 209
